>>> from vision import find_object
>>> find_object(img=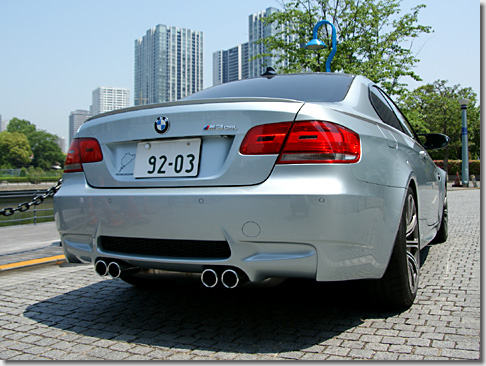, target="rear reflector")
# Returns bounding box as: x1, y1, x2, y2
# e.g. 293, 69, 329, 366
64, 138, 103, 173
240, 121, 360, 164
